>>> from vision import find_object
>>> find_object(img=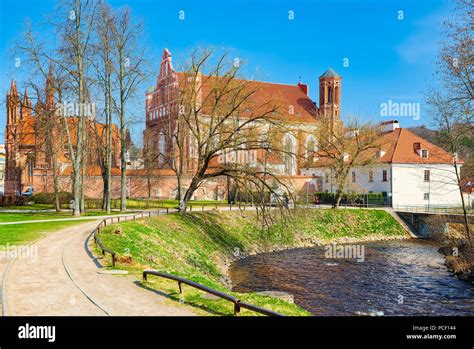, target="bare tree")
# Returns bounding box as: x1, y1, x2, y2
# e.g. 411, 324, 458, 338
16, 0, 97, 216
427, 0, 473, 245
317, 118, 382, 208
156, 49, 293, 220
111, 6, 148, 211
142, 138, 159, 199
93, 1, 114, 213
